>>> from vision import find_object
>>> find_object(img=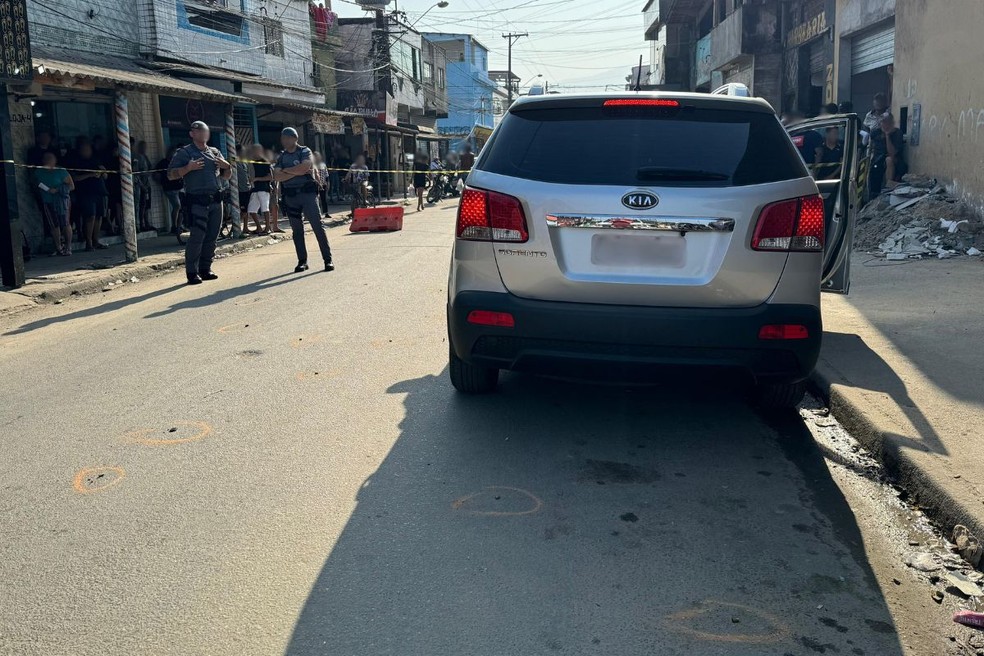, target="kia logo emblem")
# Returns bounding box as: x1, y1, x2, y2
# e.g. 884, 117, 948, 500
621, 191, 659, 210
